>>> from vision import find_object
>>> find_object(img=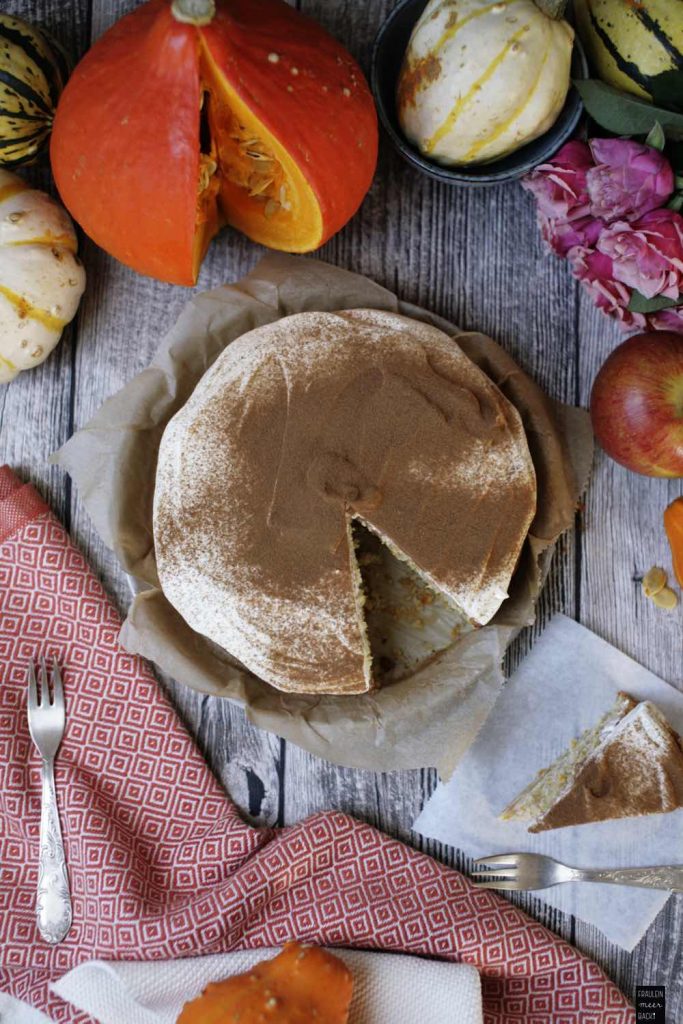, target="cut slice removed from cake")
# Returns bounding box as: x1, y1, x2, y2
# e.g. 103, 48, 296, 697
501, 692, 683, 832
